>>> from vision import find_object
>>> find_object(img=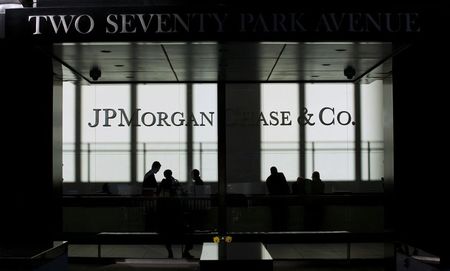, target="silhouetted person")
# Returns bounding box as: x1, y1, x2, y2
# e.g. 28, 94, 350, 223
305, 171, 325, 230
101, 183, 112, 195
266, 166, 290, 195
190, 169, 209, 229
191, 169, 204, 185
142, 161, 161, 196
311, 171, 325, 194
142, 161, 161, 231
156, 169, 193, 259
266, 166, 290, 231
292, 177, 307, 195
